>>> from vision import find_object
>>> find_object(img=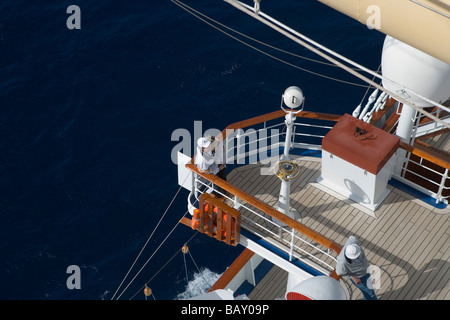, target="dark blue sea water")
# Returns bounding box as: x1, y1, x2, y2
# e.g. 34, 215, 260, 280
0, 0, 384, 299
